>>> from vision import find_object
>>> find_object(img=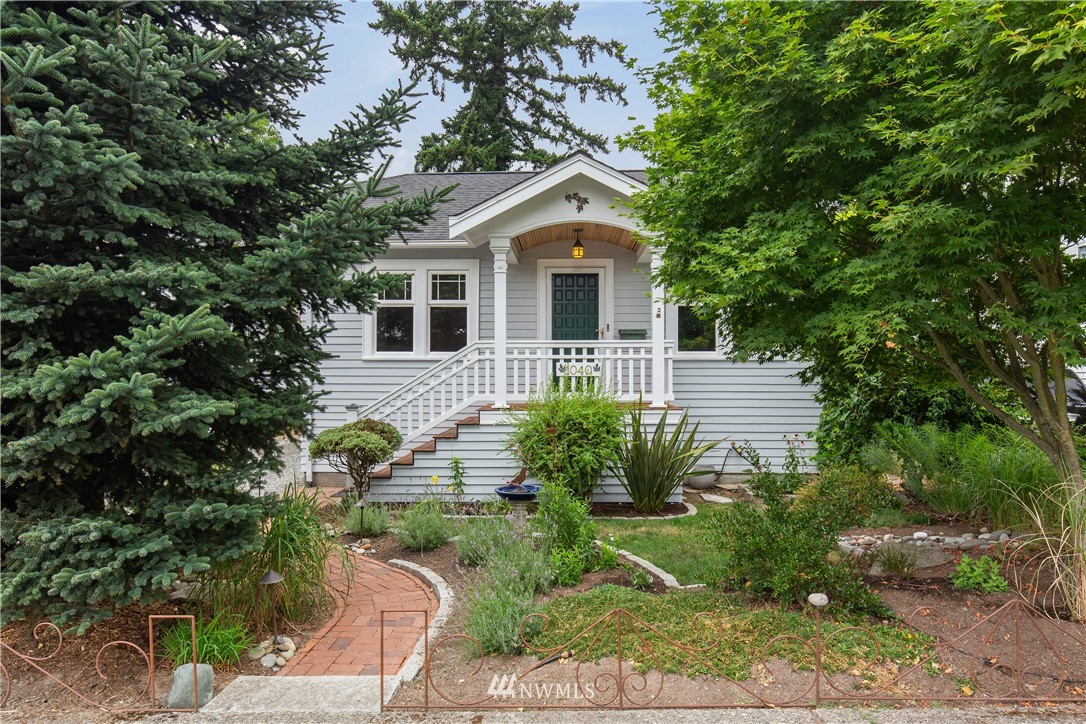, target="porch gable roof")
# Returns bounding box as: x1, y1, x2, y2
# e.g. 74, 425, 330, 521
370, 154, 646, 245
448, 153, 648, 241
